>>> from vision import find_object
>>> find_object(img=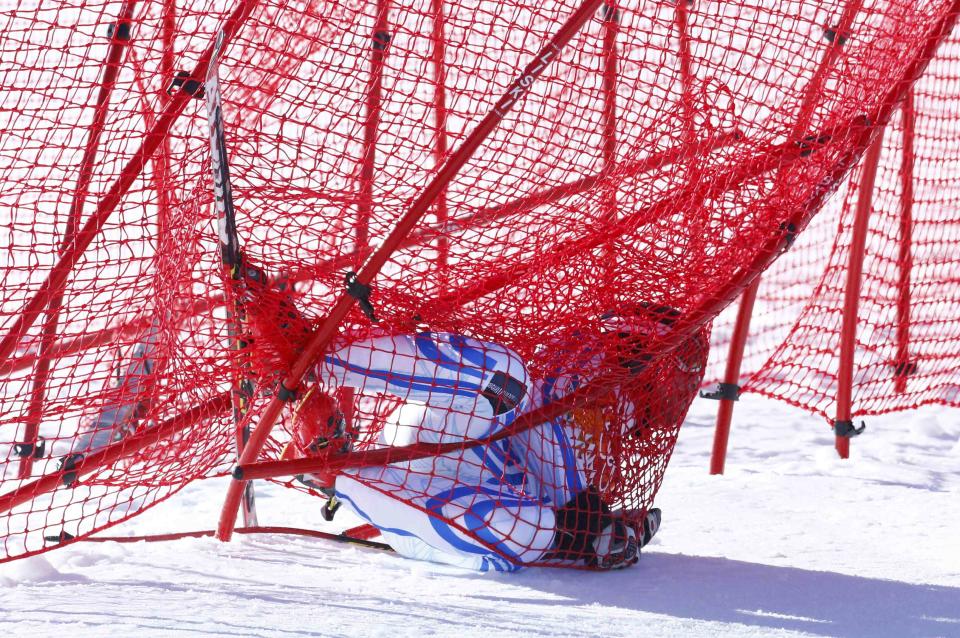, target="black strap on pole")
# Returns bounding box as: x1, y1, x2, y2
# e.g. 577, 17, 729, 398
833, 419, 866, 438
700, 382, 741, 401
345, 272, 378, 322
